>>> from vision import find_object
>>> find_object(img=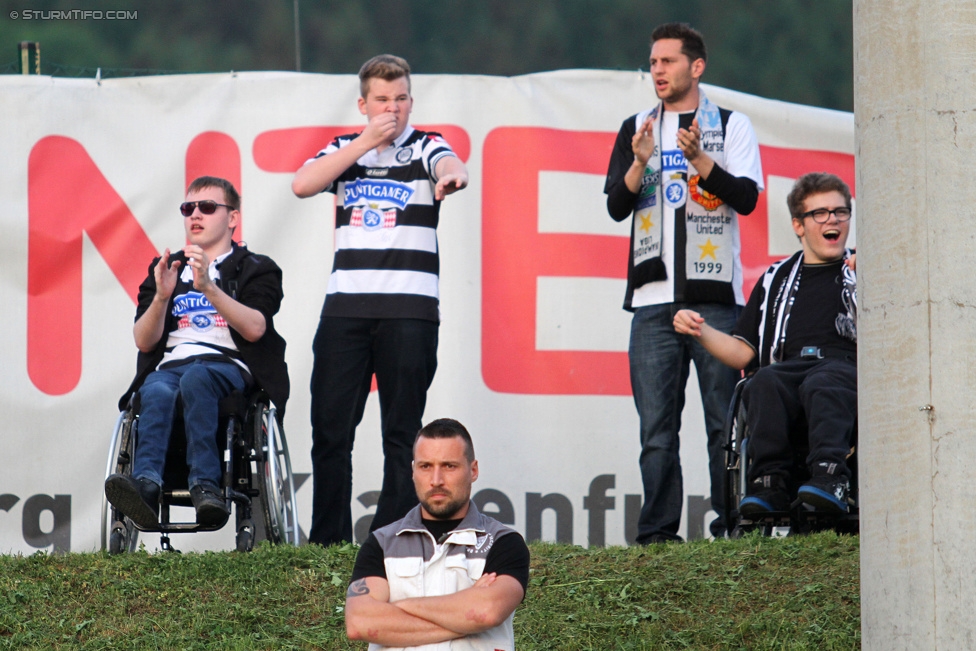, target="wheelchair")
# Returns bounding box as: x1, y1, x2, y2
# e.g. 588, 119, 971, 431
101, 387, 299, 553
724, 375, 859, 537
